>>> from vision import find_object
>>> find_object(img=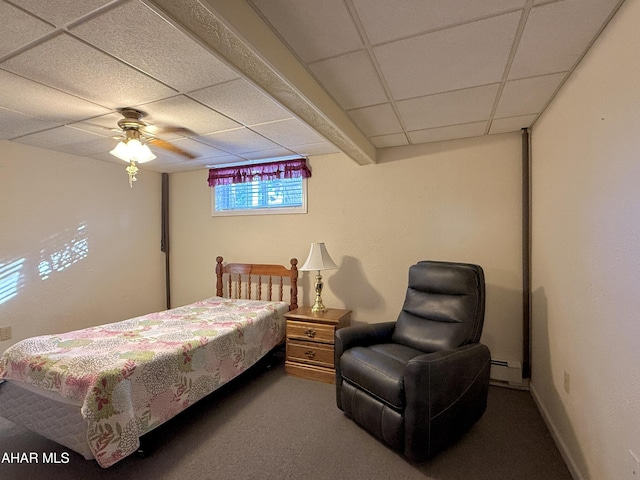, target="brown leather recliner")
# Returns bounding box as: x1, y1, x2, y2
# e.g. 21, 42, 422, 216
335, 260, 491, 460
